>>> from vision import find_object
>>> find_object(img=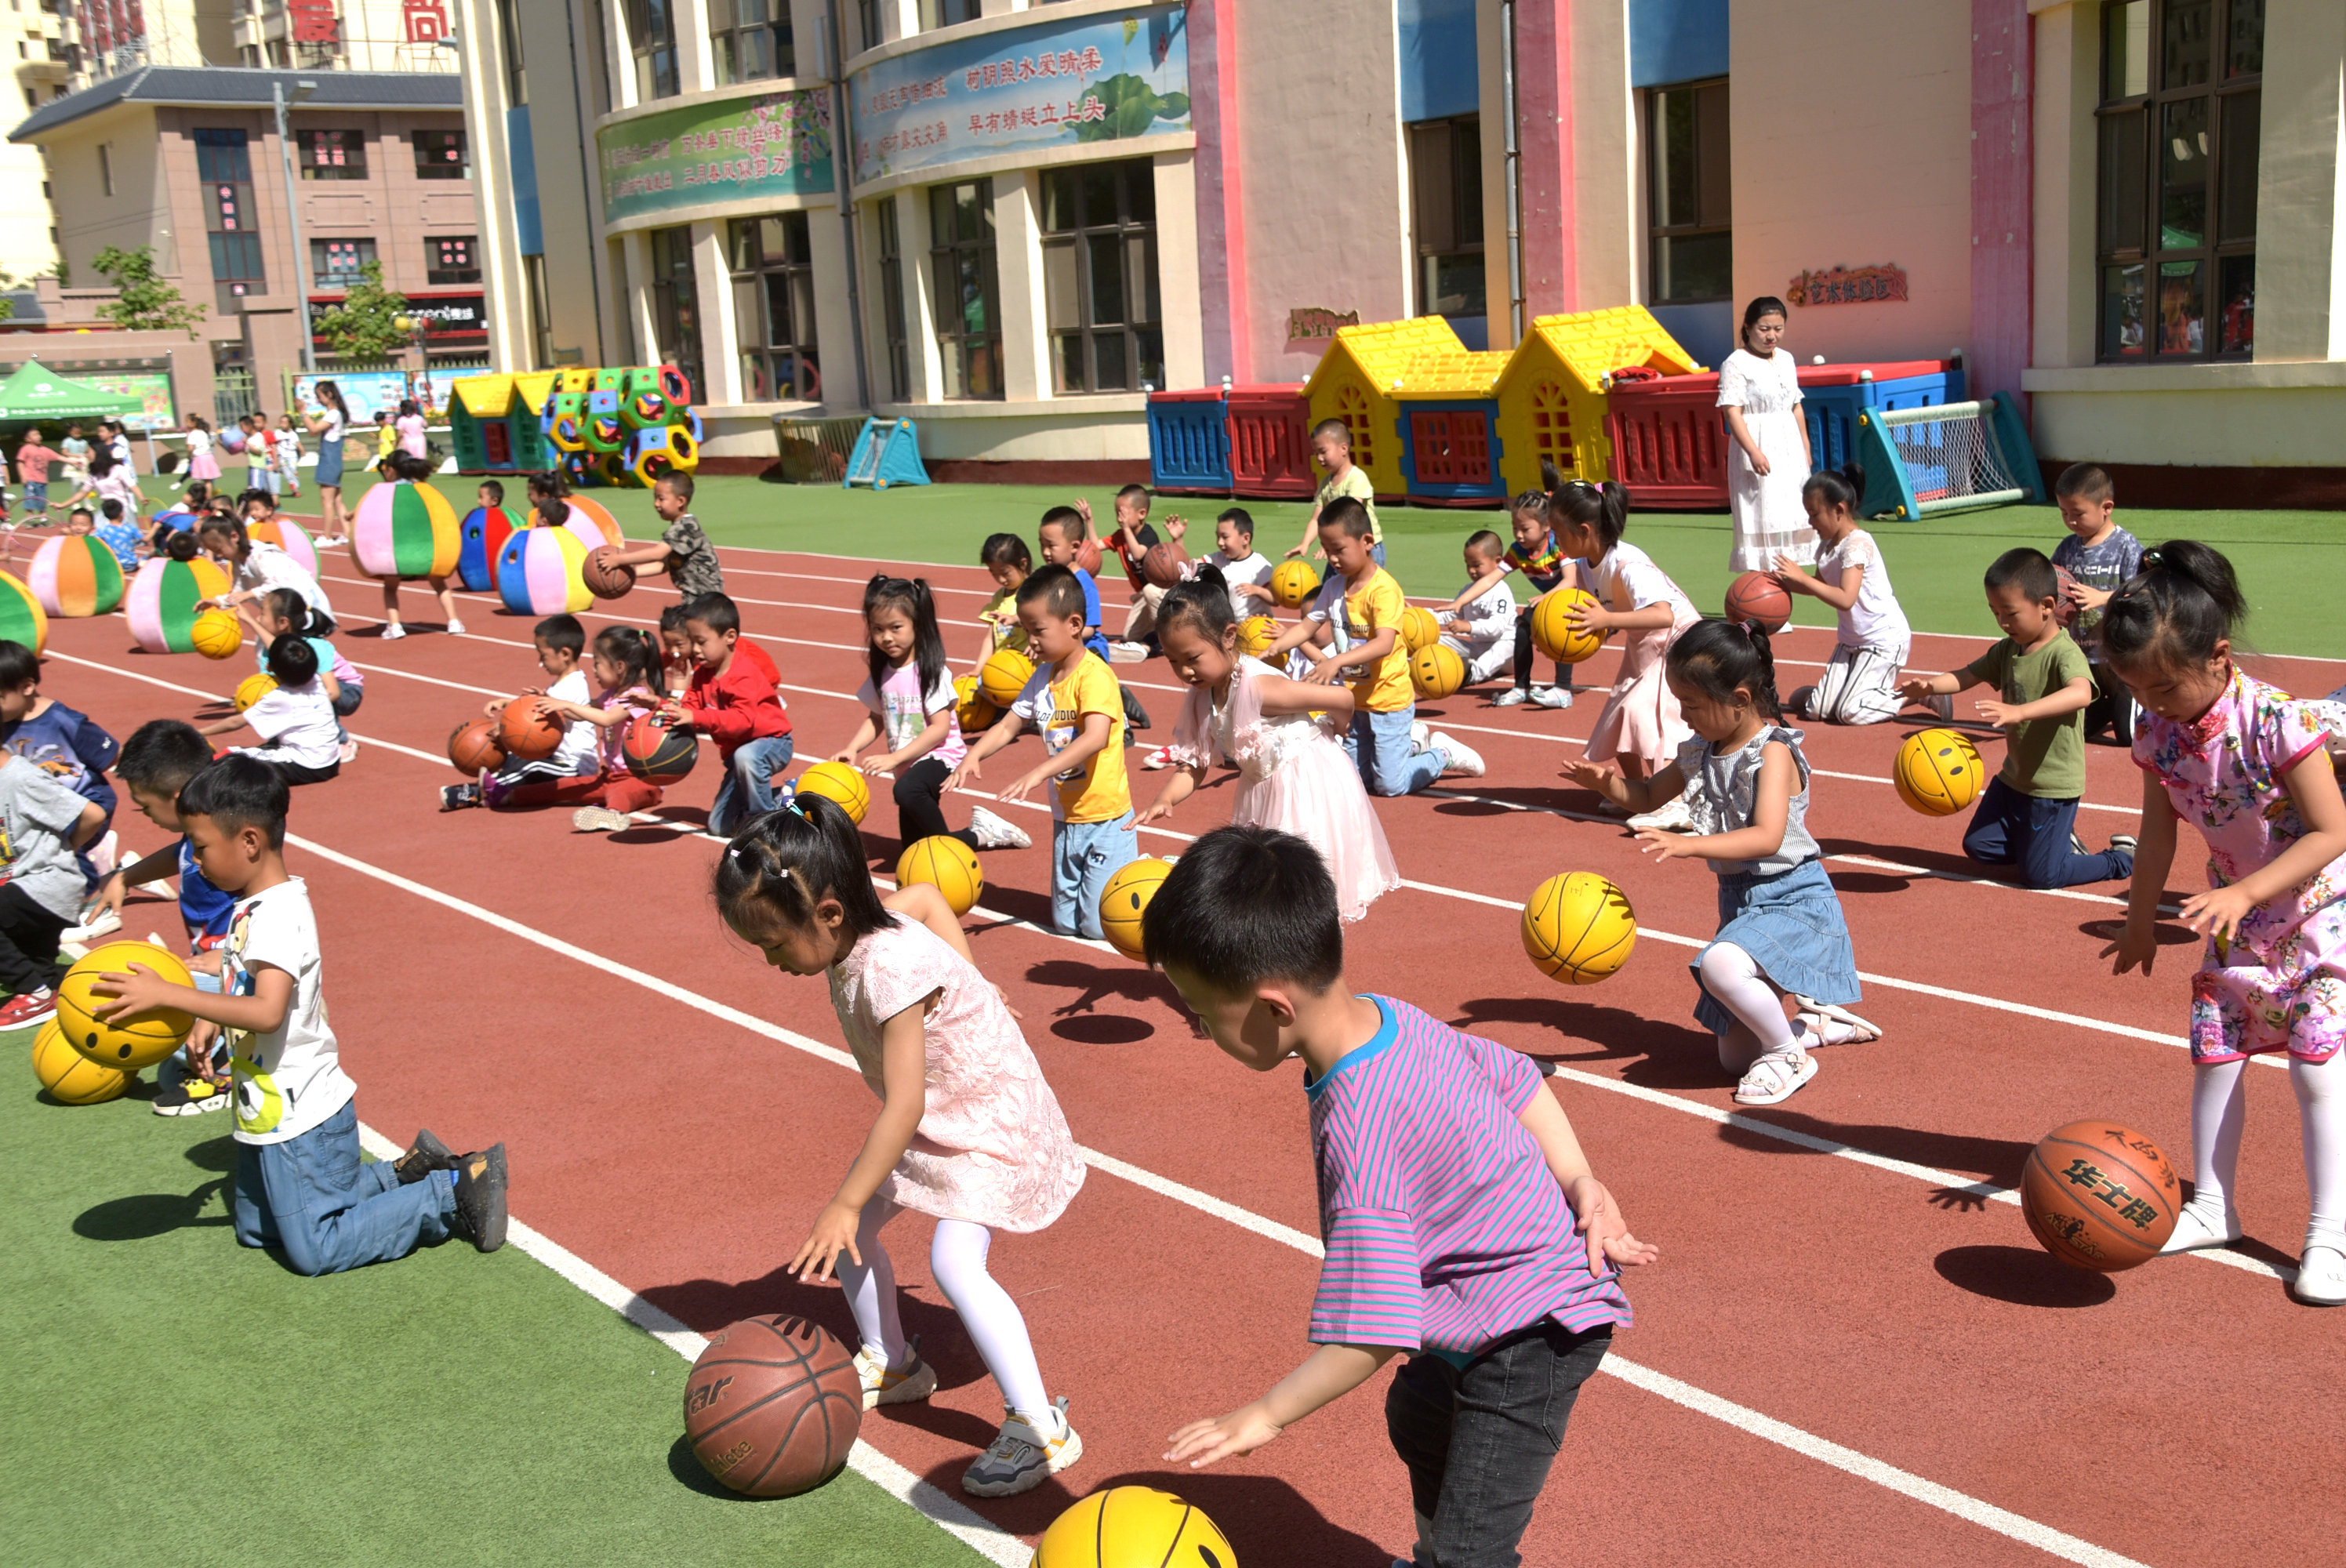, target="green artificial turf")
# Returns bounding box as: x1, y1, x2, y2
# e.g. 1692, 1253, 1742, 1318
0, 1040, 987, 1568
